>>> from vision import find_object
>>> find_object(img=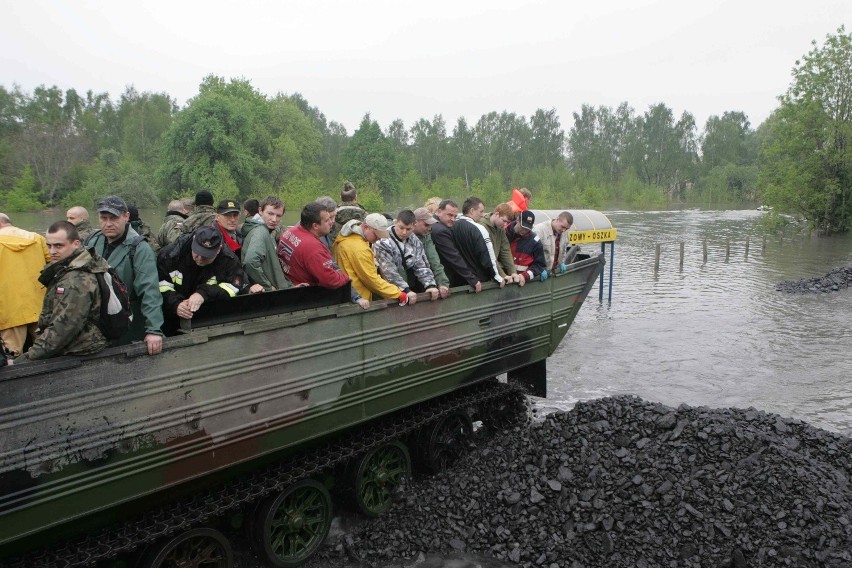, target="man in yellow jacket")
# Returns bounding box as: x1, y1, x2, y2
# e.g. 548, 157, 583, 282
332, 213, 416, 306
0, 213, 51, 357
